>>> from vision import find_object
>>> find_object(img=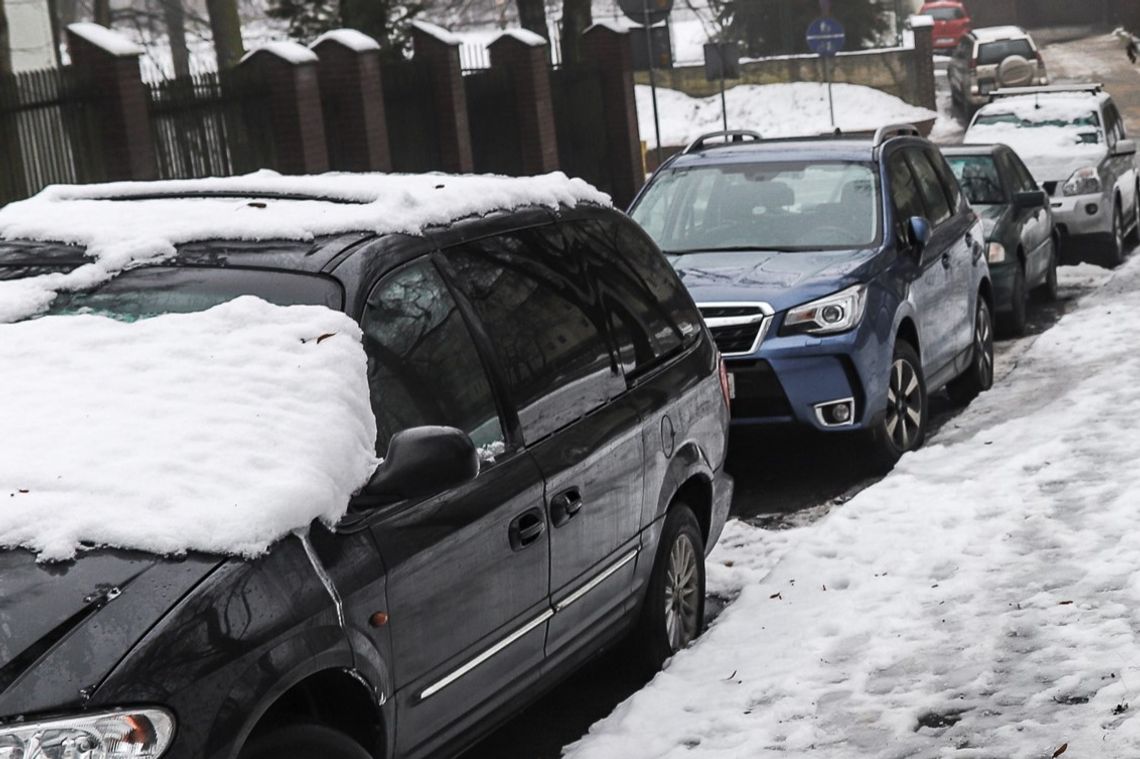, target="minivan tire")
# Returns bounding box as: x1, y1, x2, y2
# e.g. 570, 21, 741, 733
634, 503, 706, 673
864, 340, 927, 472
947, 297, 994, 405
1035, 241, 1060, 302
239, 724, 373, 759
